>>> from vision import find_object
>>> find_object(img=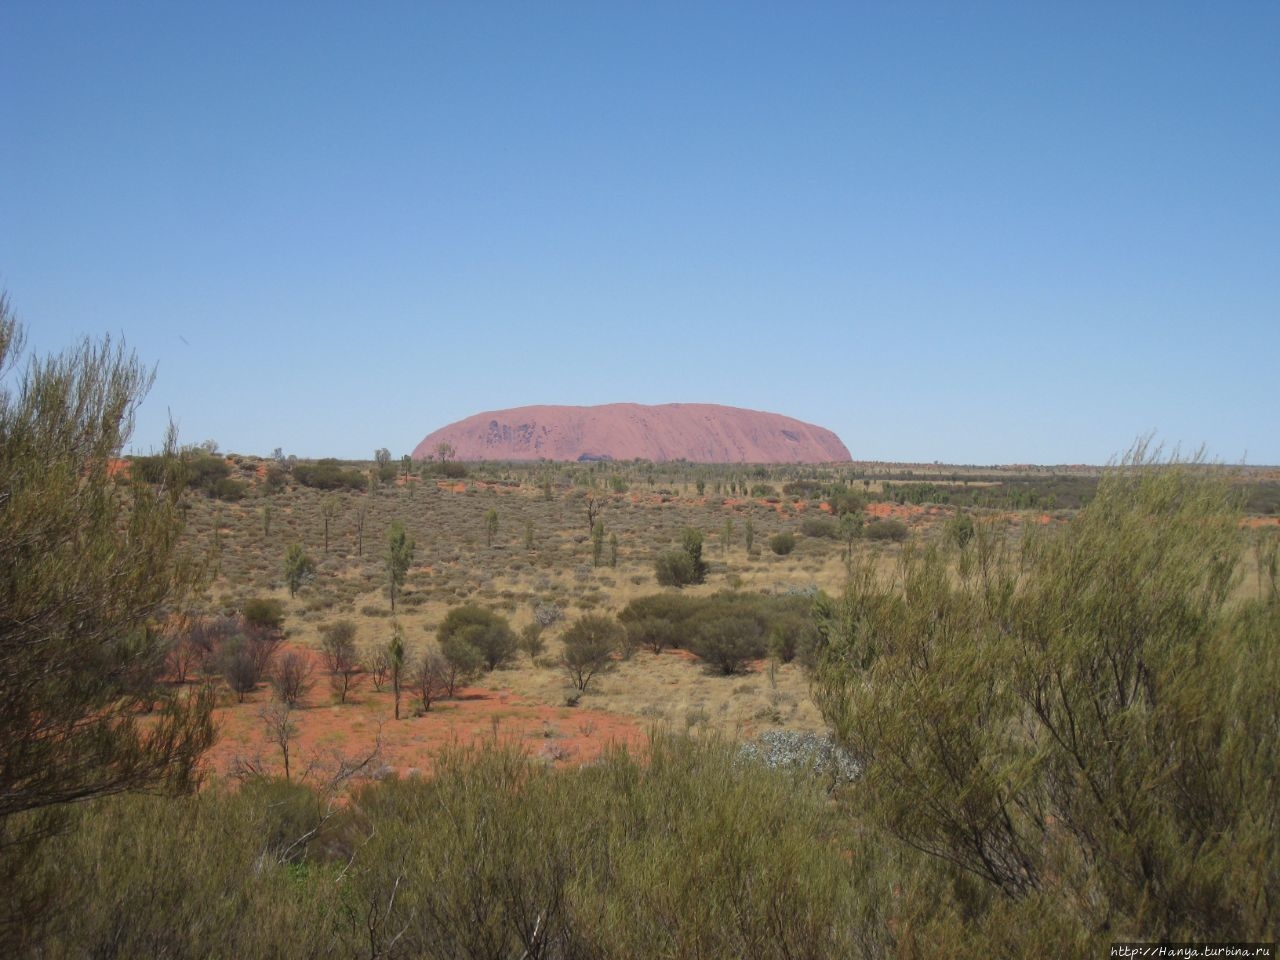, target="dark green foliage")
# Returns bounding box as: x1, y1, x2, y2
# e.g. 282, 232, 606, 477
783, 479, 824, 498
769, 531, 796, 555
319, 619, 361, 703
518, 622, 545, 661
618, 592, 700, 643
654, 527, 709, 586
386, 521, 414, 612
944, 509, 975, 547
282, 543, 314, 597
687, 615, 765, 674
438, 604, 518, 671
825, 483, 865, 516
21, 735, 870, 958
654, 548, 697, 586
134, 452, 244, 500
625, 615, 682, 655
800, 516, 837, 538
438, 631, 484, 694
241, 597, 284, 632
292, 458, 367, 491
863, 518, 908, 541
620, 591, 812, 674
812, 447, 1280, 944
424, 459, 468, 479
560, 613, 623, 691
0, 299, 215, 938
